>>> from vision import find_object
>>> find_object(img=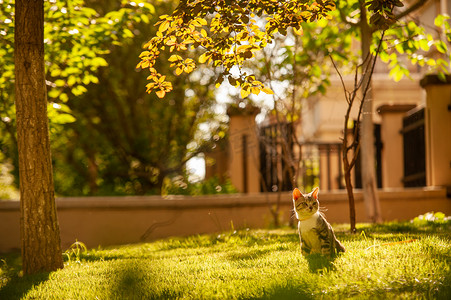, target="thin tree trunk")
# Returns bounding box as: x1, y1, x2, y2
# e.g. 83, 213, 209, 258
15, 0, 64, 274
359, 1, 382, 223
343, 160, 356, 233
